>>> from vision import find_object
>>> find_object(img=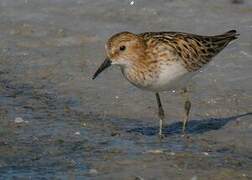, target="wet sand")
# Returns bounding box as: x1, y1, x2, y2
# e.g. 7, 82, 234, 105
0, 0, 251, 179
